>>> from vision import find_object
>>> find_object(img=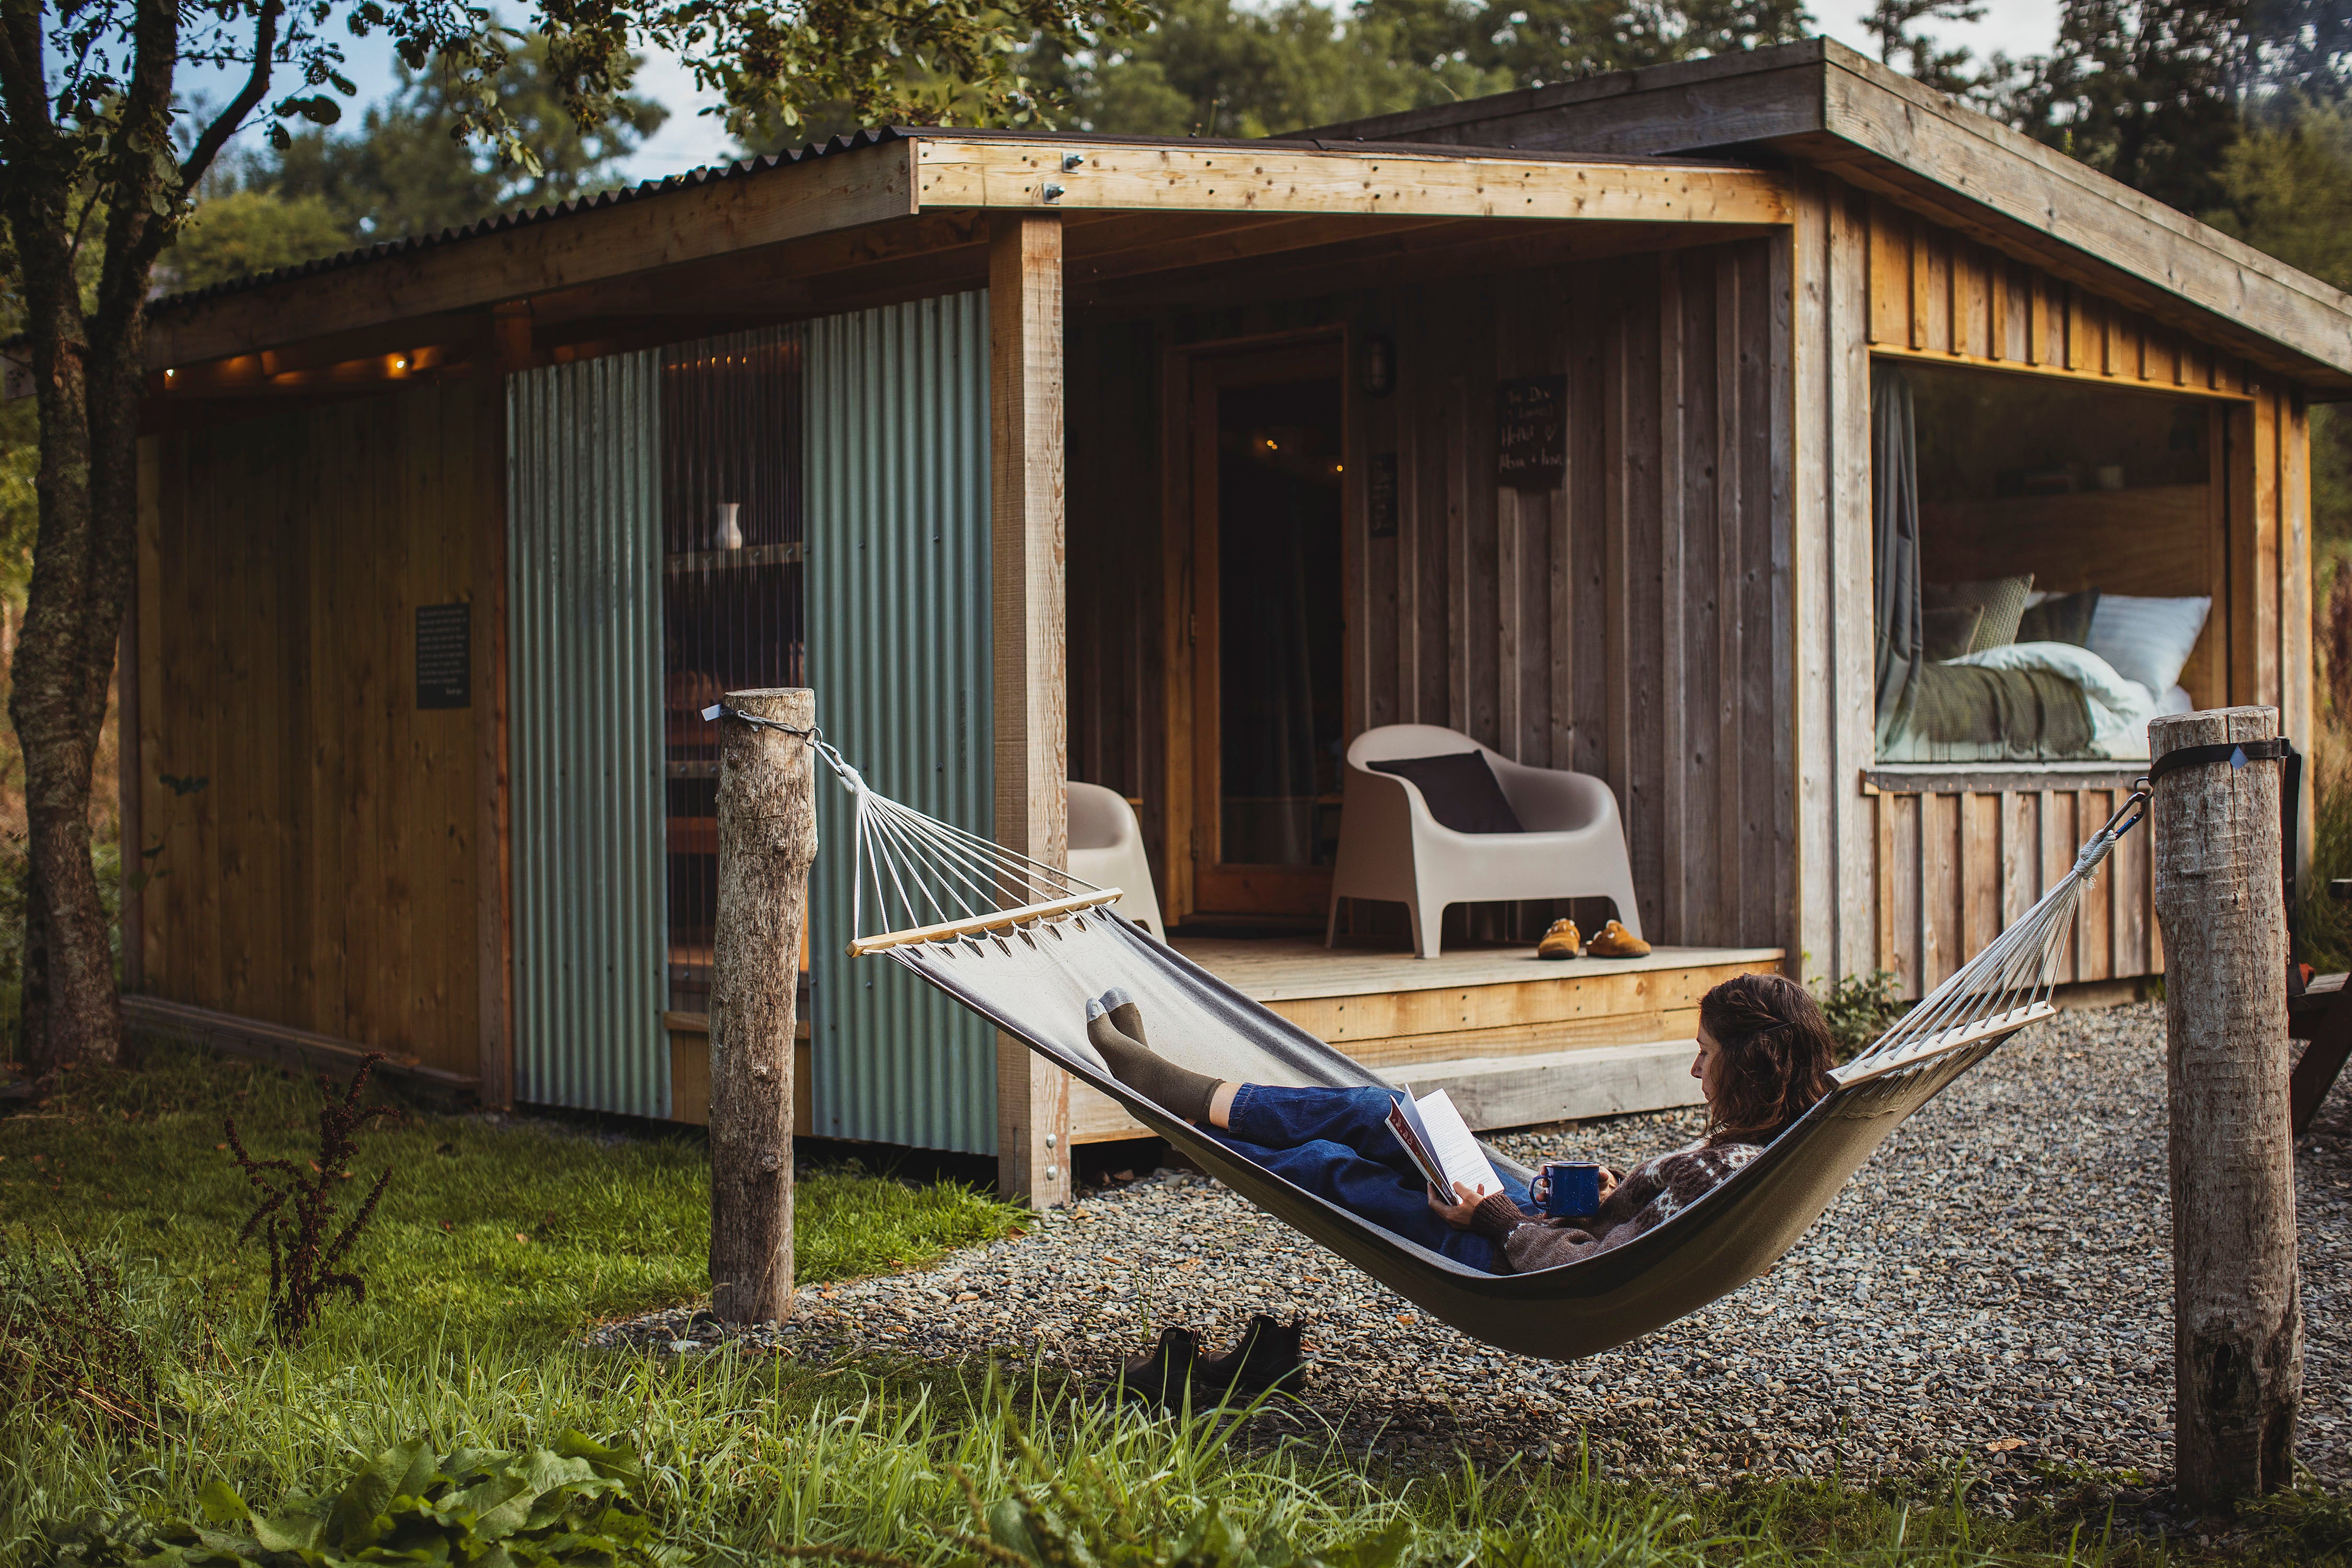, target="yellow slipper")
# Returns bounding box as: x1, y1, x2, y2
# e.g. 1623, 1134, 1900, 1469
1536, 918, 1582, 961
1585, 919, 1651, 959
